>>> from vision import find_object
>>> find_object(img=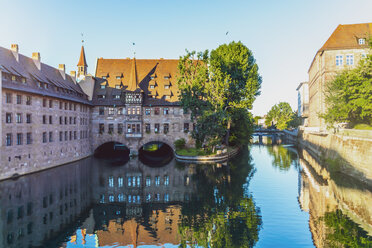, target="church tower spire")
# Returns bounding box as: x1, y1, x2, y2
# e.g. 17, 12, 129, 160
127, 57, 138, 91
77, 45, 88, 78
